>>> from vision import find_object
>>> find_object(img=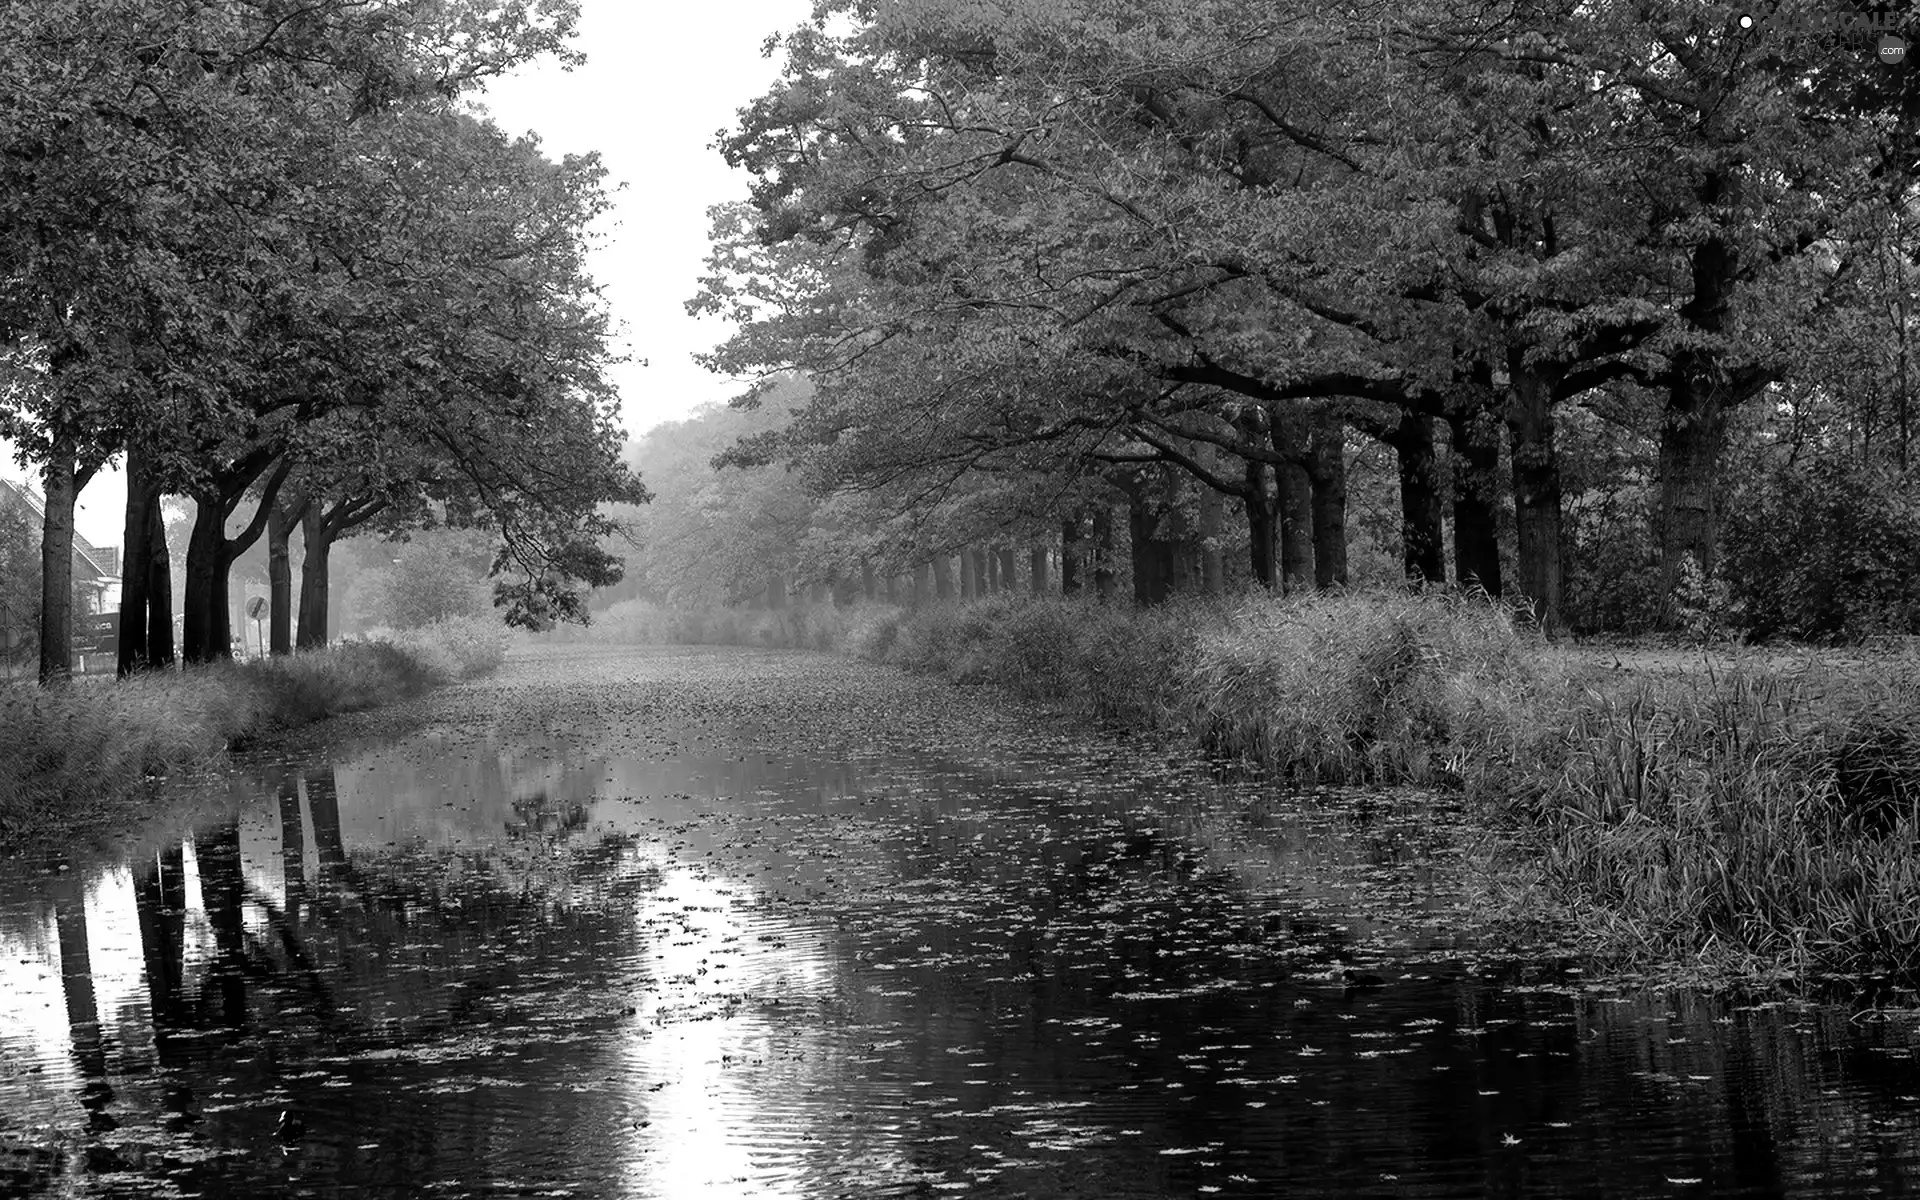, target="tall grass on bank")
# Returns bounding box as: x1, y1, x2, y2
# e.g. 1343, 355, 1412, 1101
0, 616, 508, 843
1528, 663, 1920, 981
1177, 589, 1569, 790
852, 591, 1920, 984
853, 591, 1220, 727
